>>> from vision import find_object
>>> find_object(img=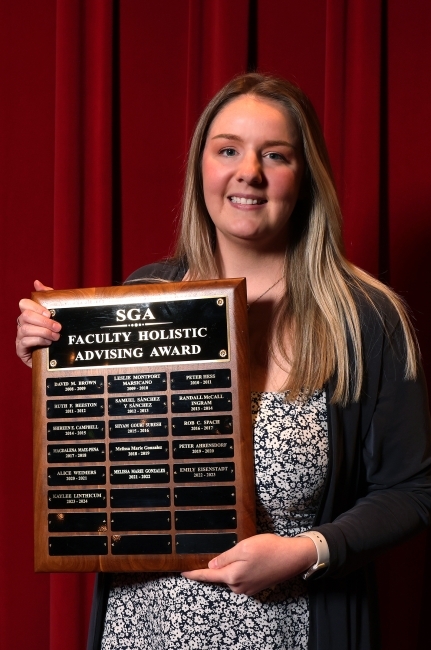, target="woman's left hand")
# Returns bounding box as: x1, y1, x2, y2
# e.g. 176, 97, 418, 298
181, 533, 317, 596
